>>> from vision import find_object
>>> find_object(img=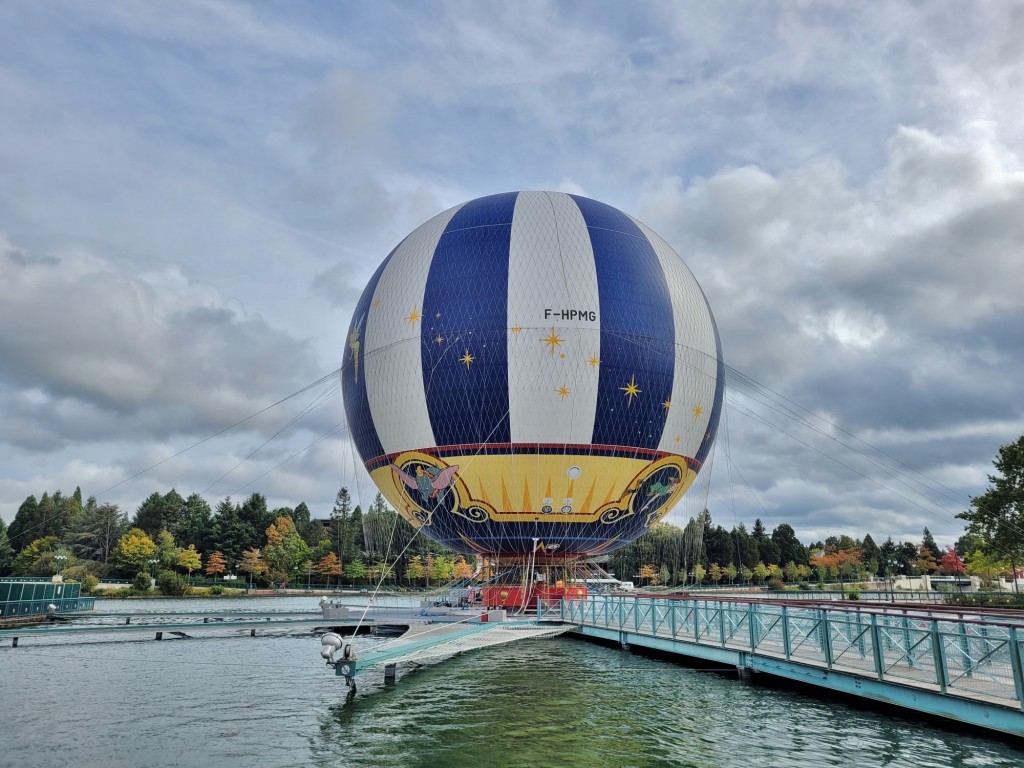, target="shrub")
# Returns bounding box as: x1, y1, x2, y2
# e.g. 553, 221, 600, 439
156, 570, 190, 596
132, 572, 153, 591
845, 587, 861, 600
208, 584, 225, 595
766, 577, 785, 591
81, 574, 100, 594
